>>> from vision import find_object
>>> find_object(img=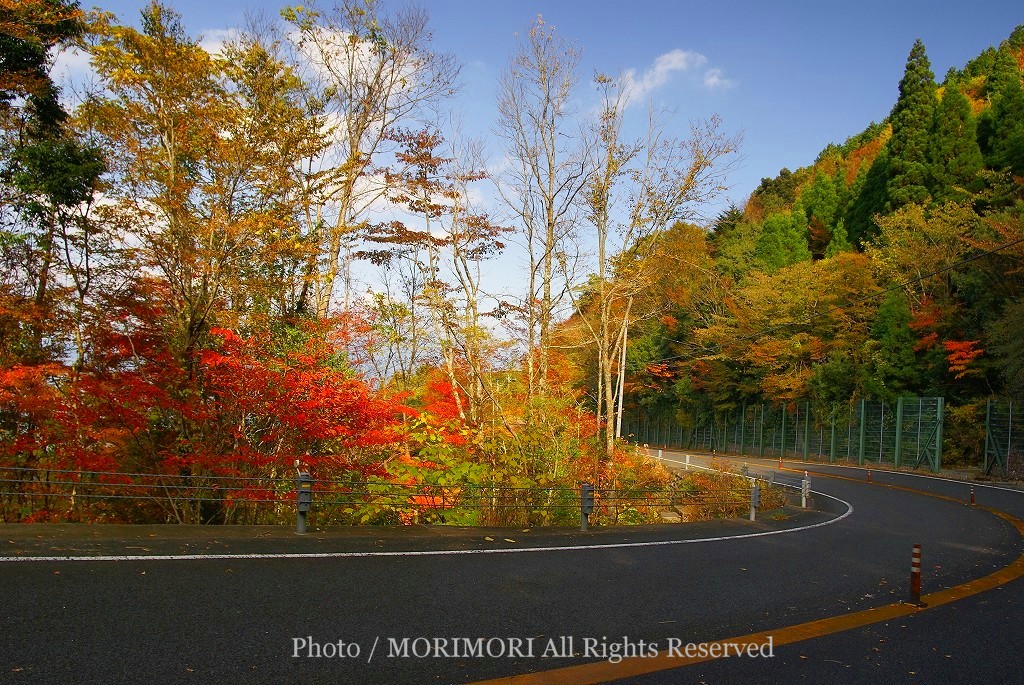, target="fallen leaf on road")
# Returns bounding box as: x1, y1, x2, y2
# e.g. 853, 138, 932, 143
504, 538, 516, 543
484, 536, 494, 541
